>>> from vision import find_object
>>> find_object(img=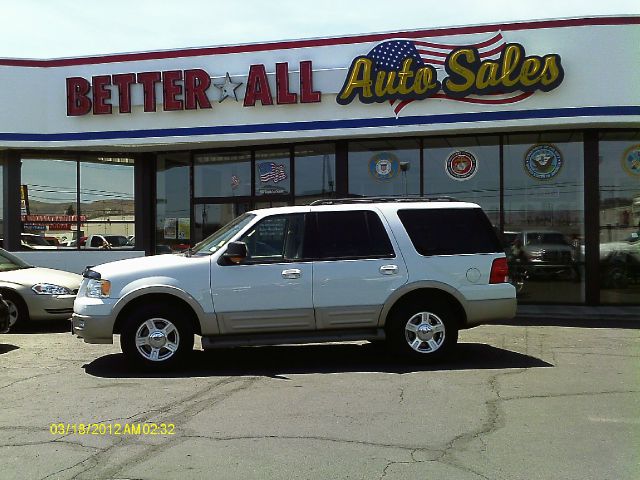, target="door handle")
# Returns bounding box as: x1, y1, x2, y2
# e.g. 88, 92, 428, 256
282, 268, 301, 279
379, 265, 399, 275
